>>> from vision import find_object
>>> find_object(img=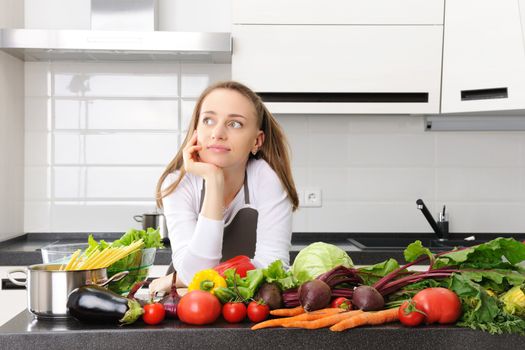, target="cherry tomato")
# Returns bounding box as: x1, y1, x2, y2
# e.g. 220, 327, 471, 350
413, 288, 461, 324
178, 290, 222, 325
398, 300, 425, 327
222, 302, 247, 323
247, 301, 270, 323
143, 303, 166, 325
330, 297, 352, 310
